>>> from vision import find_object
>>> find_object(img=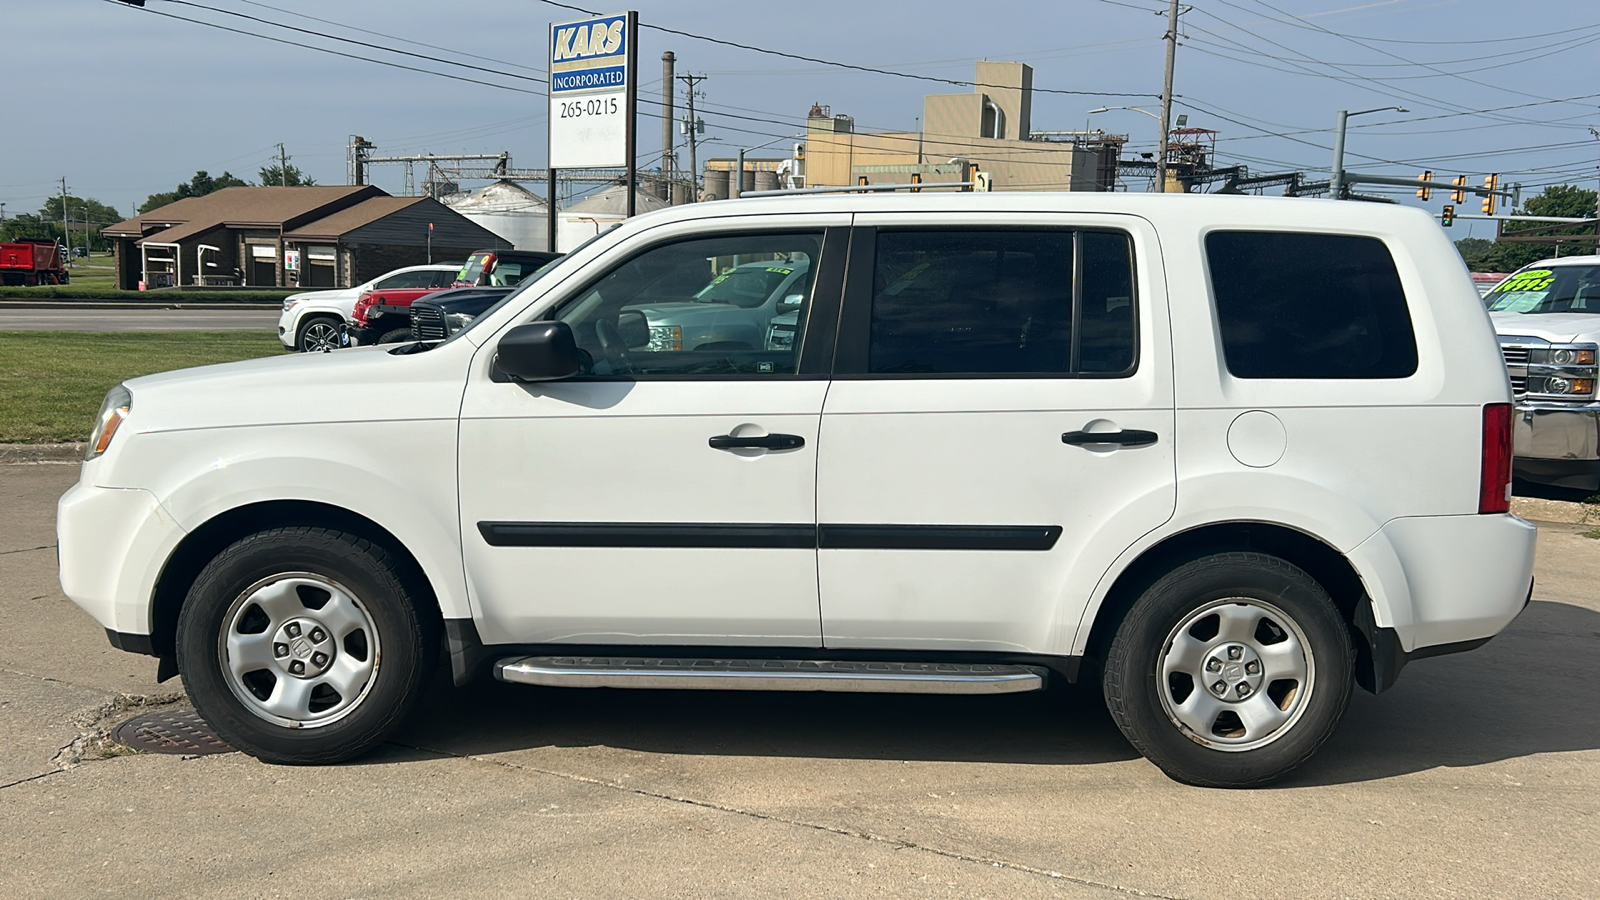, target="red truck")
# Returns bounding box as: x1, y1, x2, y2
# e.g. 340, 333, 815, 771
0, 240, 70, 286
